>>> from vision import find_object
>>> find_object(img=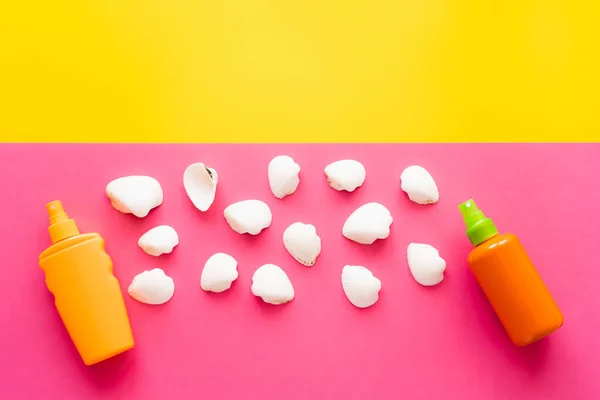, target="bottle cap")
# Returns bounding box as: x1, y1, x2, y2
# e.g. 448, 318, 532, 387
47, 200, 80, 243
458, 199, 498, 246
